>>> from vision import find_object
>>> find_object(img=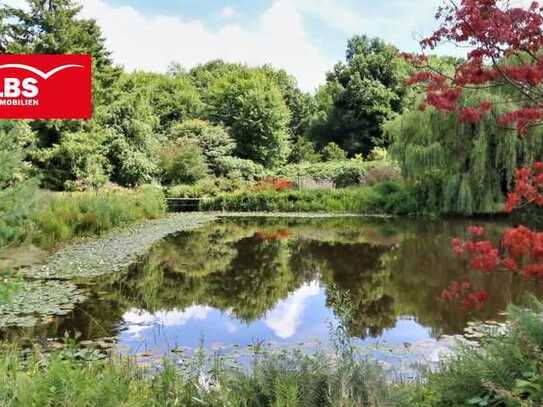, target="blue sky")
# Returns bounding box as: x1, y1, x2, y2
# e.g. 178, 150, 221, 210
6, 0, 460, 91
